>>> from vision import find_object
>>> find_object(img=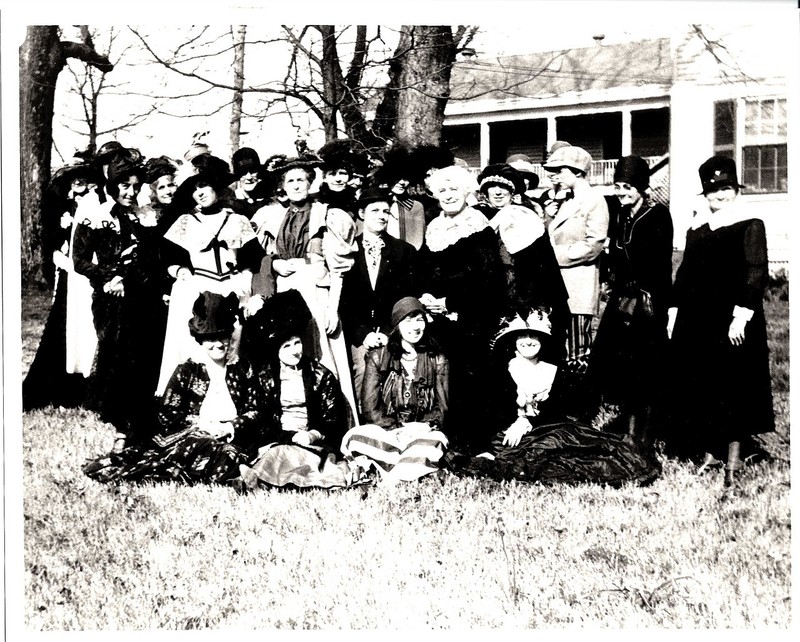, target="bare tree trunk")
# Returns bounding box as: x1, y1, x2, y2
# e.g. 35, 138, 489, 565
230, 25, 246, 152
20, 26, 113, 287
393, 26, 456, 147
20, 26, 63, 287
